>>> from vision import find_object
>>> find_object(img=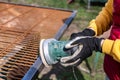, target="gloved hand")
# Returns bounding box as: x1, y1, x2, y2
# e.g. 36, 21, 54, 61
60, 36, 104, 67
70, 28, 95, 40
